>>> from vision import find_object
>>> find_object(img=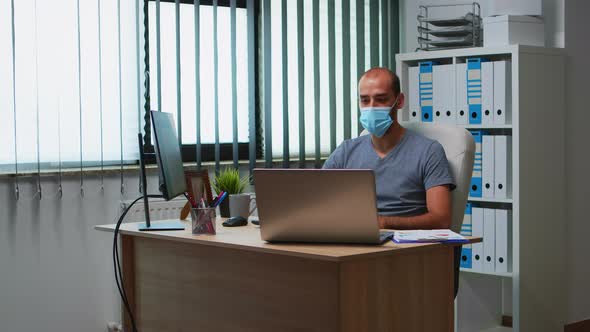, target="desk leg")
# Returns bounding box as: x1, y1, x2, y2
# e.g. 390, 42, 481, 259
339, 246, 454, 332
121, 234, 136, 332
